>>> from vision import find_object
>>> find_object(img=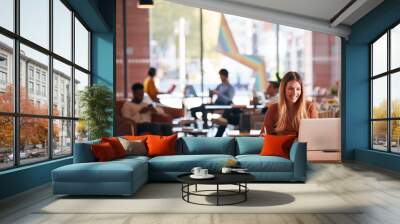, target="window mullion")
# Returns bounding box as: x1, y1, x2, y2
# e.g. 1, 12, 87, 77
13, 0, 20, 167
388, 30, 391, 152
71, 10, 76, 155
370, 45, 373, 149
48, 0, 54, 160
